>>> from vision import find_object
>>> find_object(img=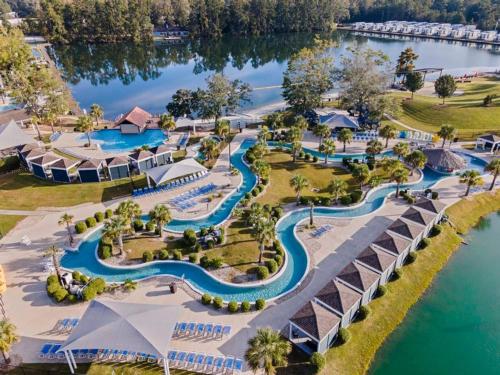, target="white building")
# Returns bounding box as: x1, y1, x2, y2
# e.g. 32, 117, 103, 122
465, 29, 481, 40
451, 28, 466, 38
481, 30, 497, 41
